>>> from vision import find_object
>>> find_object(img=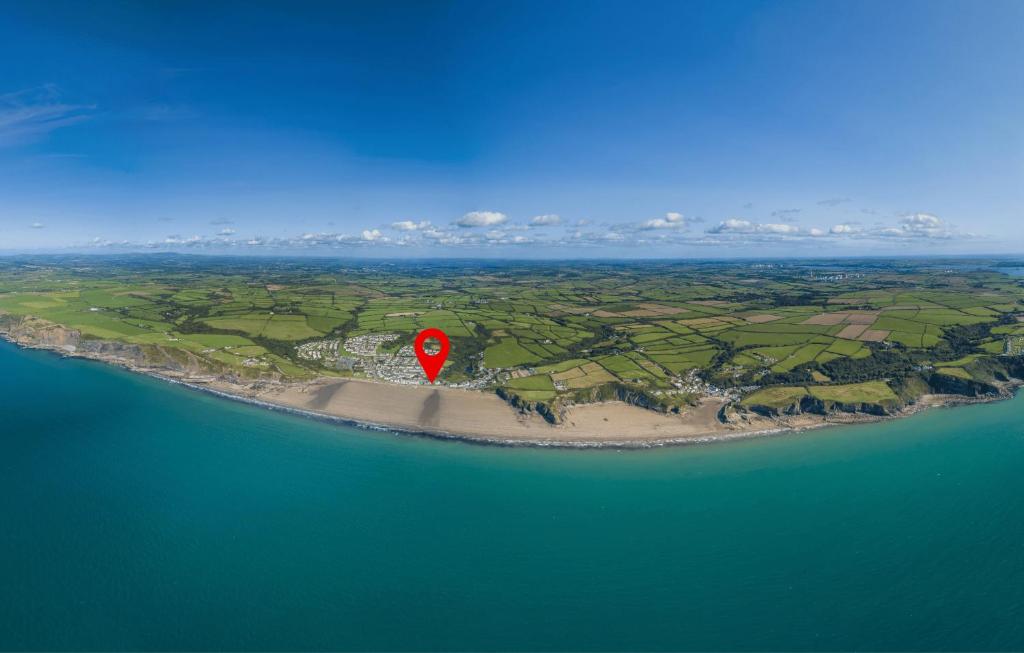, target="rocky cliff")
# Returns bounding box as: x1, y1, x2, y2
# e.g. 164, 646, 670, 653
0, 313, 275, 384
